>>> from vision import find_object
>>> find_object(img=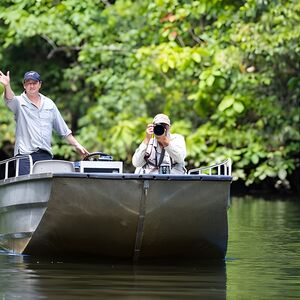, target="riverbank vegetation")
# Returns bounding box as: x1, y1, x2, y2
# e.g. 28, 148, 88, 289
0, 0, 299, 193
